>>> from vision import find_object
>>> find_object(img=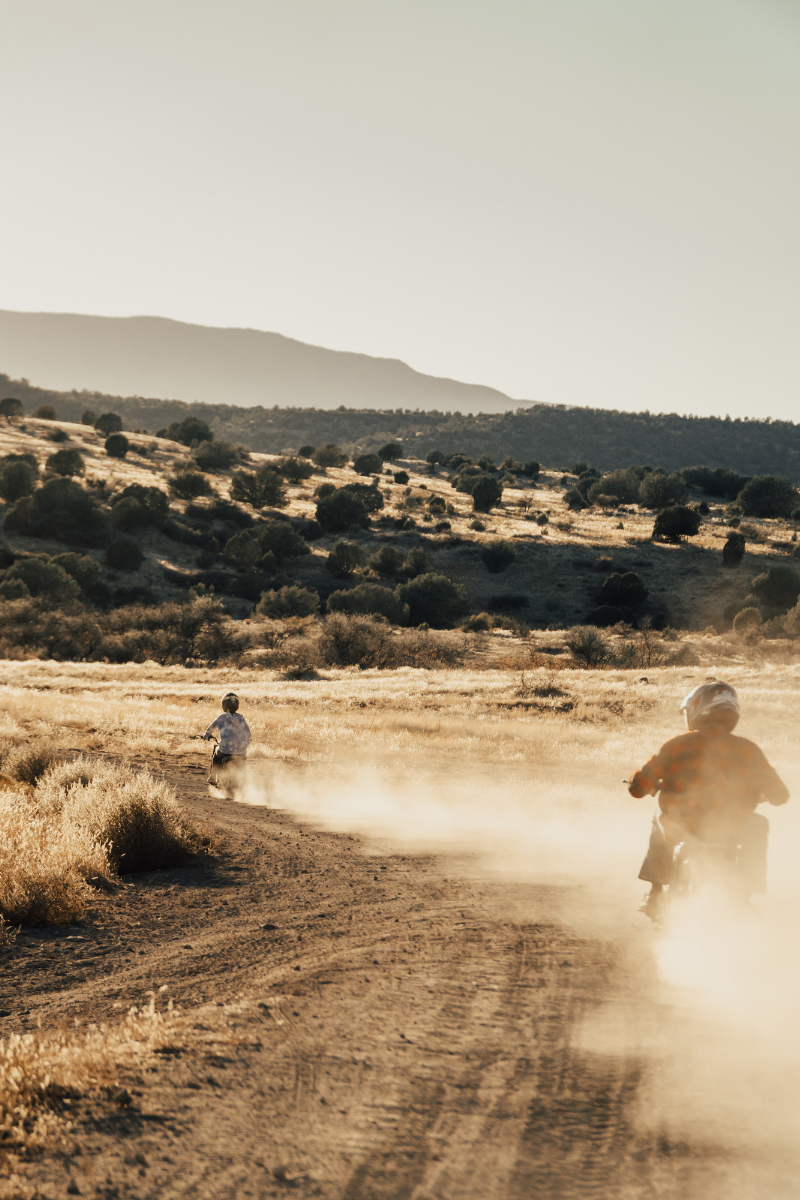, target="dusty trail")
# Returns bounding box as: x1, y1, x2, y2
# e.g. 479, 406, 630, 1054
6, 760, 791, 1200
